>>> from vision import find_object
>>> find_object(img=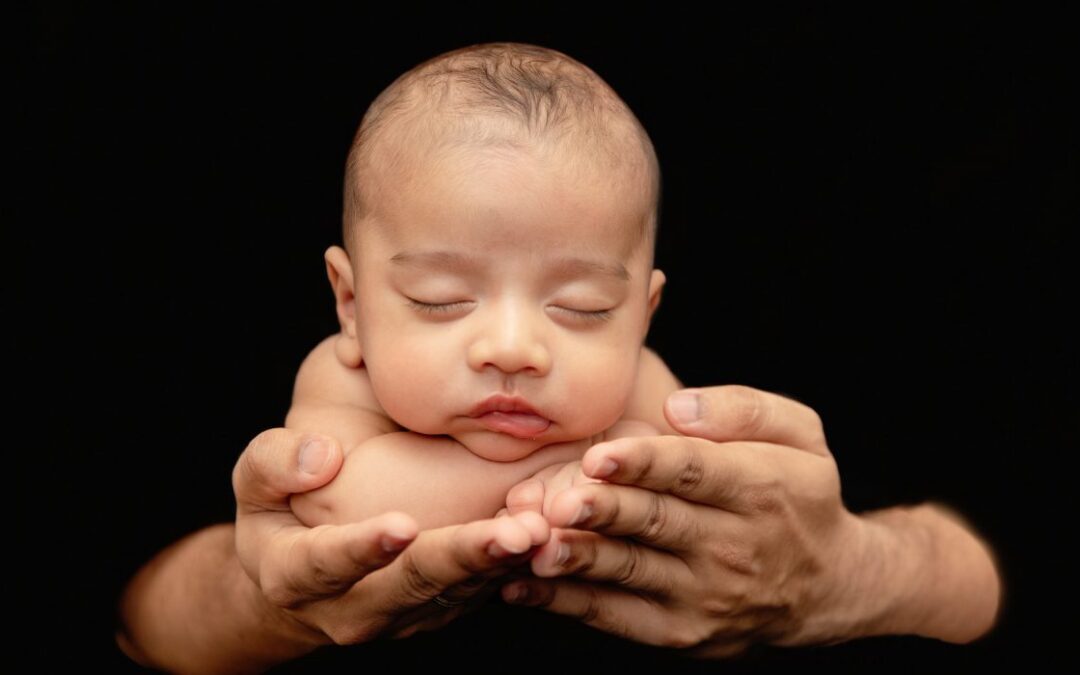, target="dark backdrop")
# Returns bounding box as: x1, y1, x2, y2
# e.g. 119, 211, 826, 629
23, 3, 1075, 672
